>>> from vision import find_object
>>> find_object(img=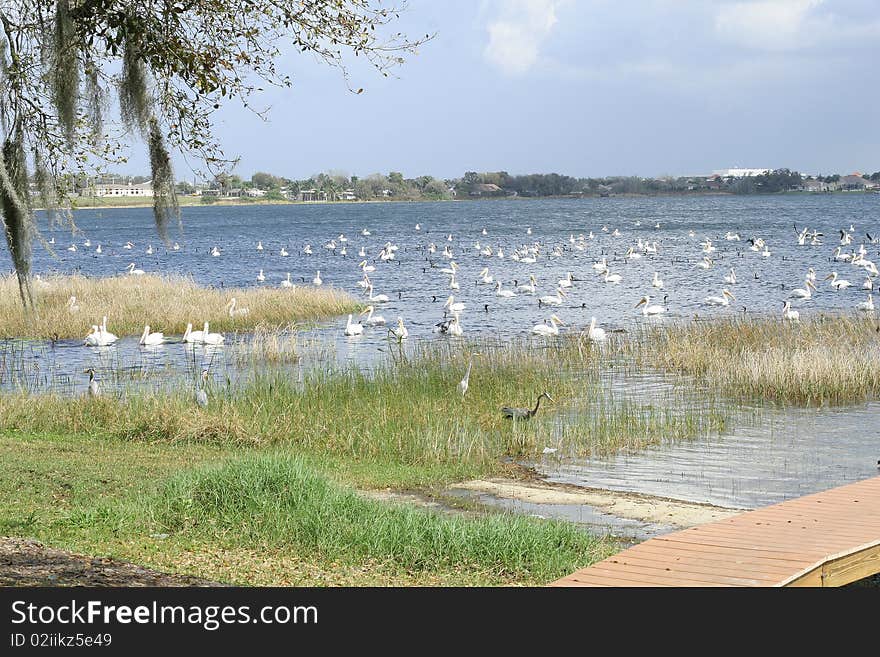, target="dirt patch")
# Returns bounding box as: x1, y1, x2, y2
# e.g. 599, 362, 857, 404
448, 479, 743, 528
0, 537, 225, 587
